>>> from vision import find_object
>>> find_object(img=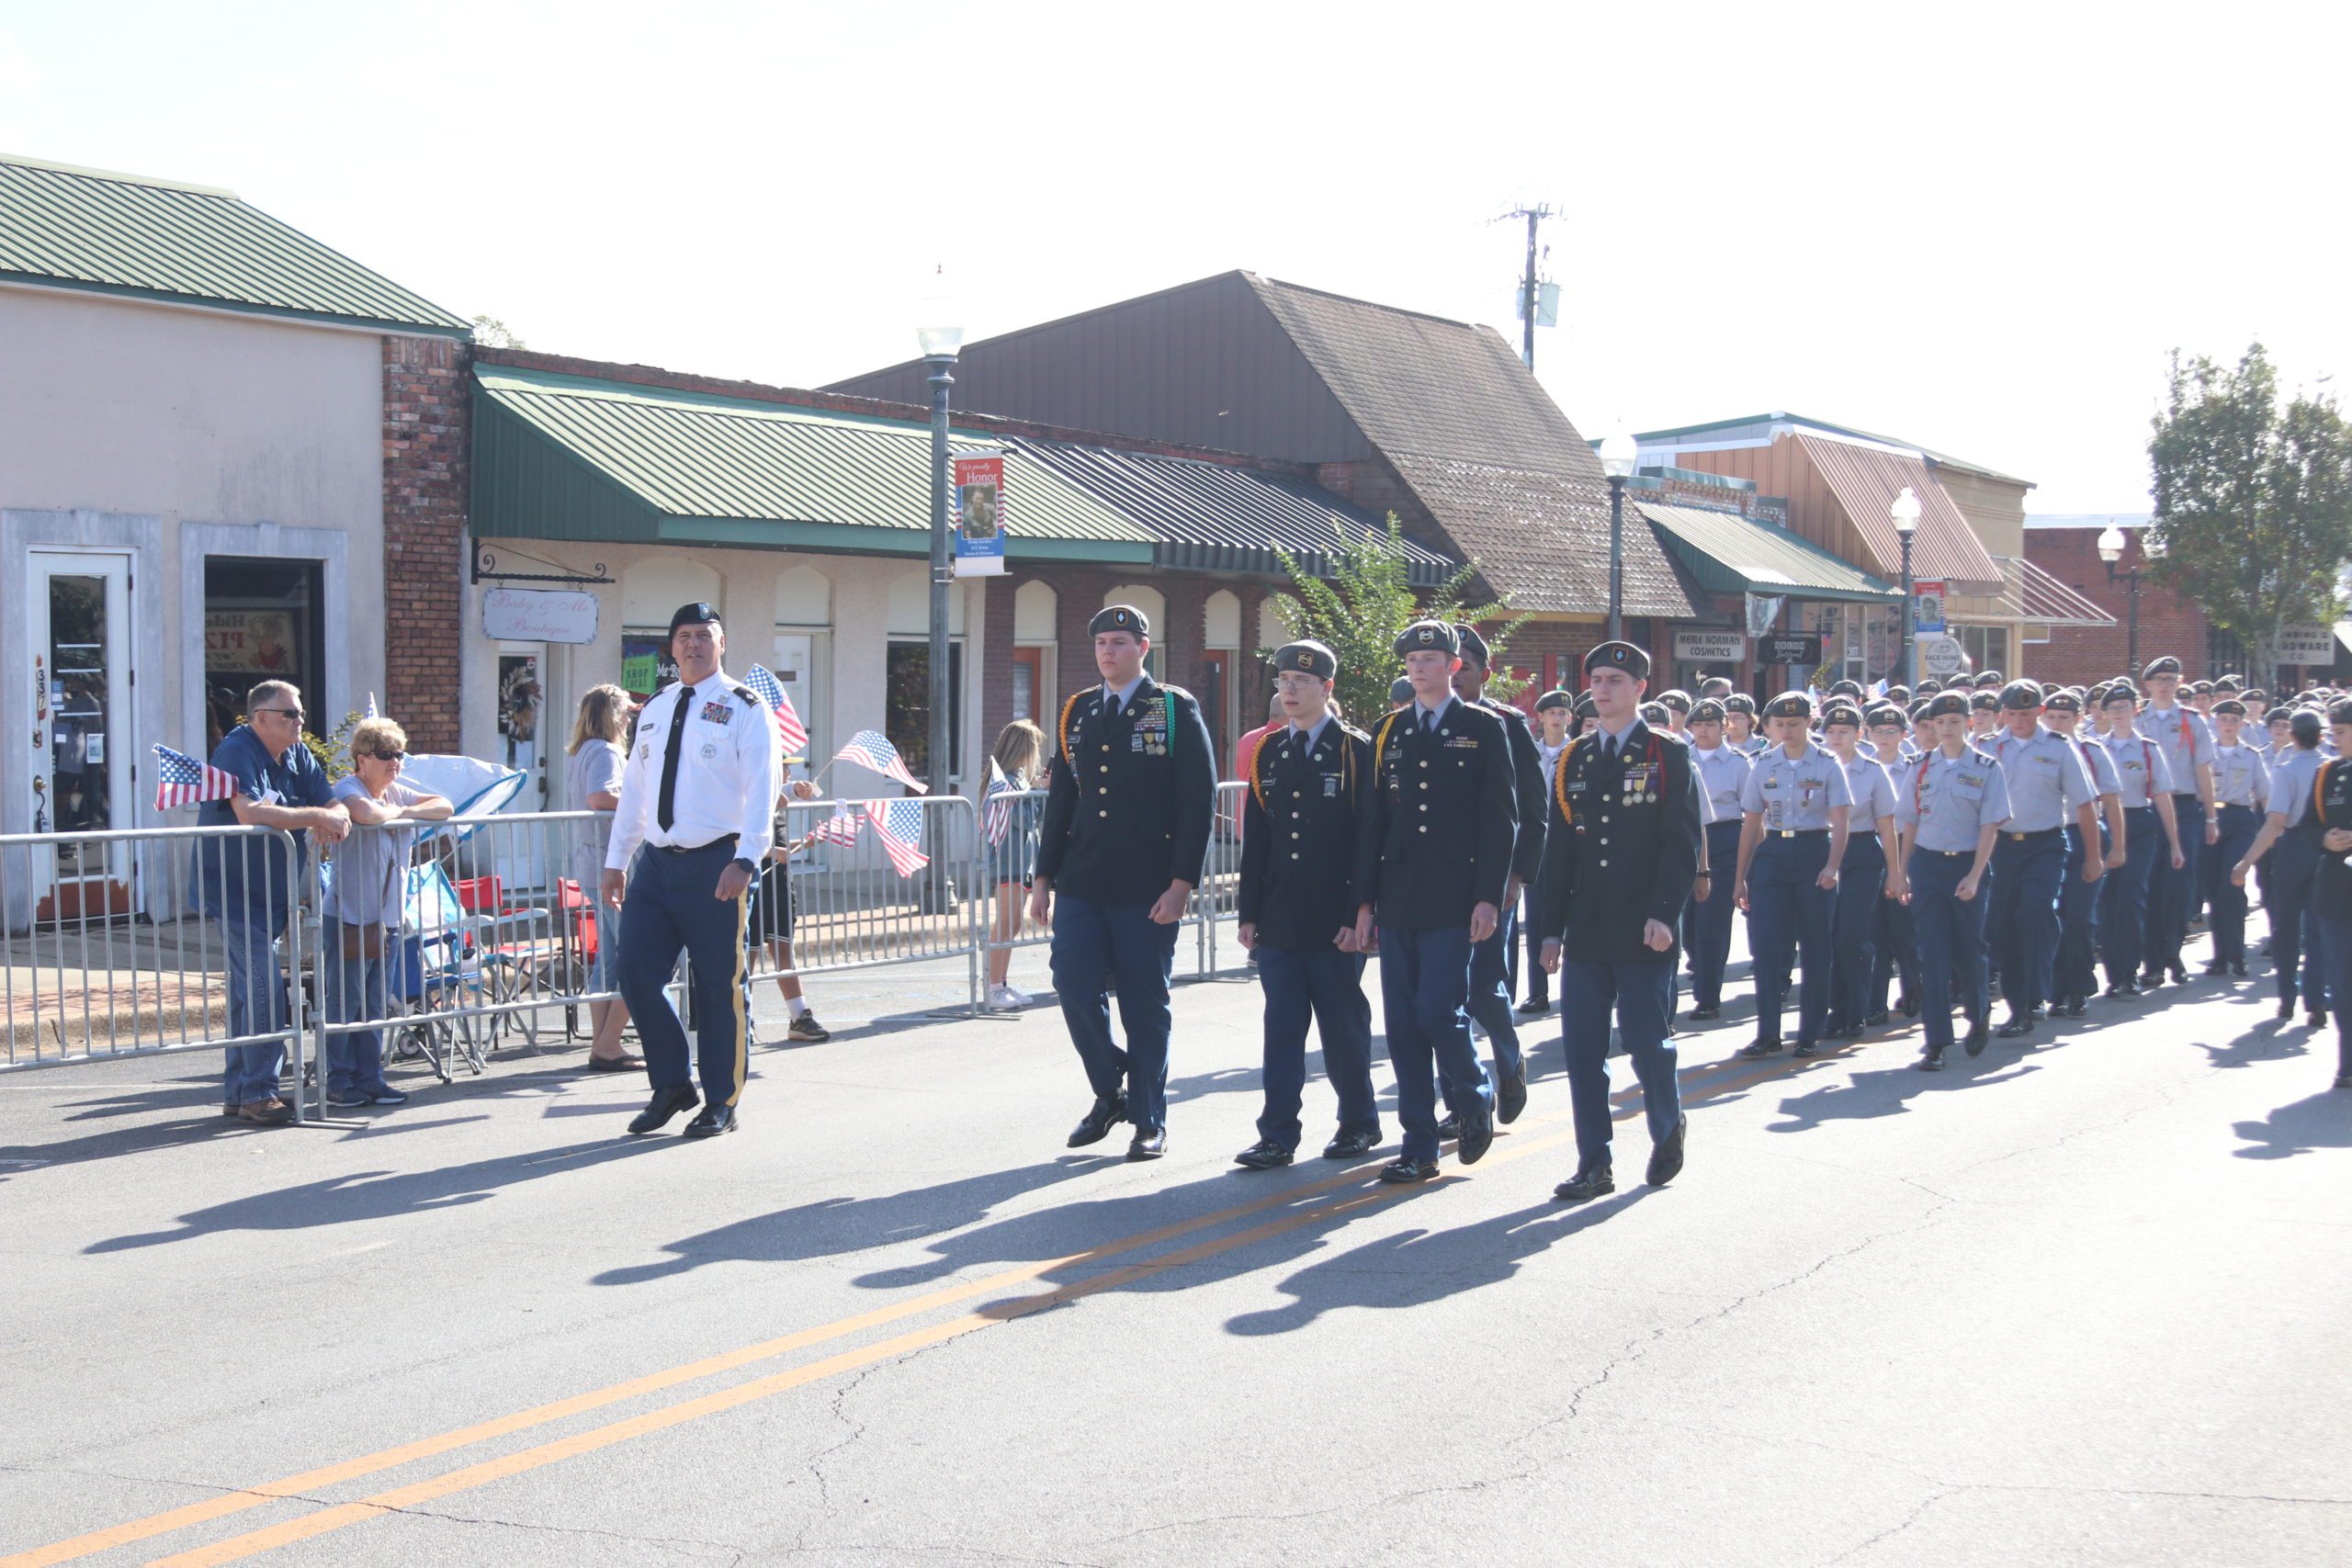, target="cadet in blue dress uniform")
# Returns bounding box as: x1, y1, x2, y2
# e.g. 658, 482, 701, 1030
1819, 703, 1905, 1038
1984, 680, 2102, 1038
1724, 693, 1765, 757
2043, 689, 2125, 1016
2202, 698, 2270, 976
2289, 702, 2352, 1089
604, 603, 784, 1138
2135, 656, 2221, 987
1734, 692, 1852, 1058
1233, 640, 1380, 1169
1681, 698, 1750, 1021
1867, 705, 1923, 1022
1540, 640, 1701, 1201
1031, 604, 1216, 1159
1354, 620, 1515, 1183
1519, 688, 1576, 1017
2230, 706, 2328, 1021
1449, 625, 1542, 1124
1895, 692, 2007, 1067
